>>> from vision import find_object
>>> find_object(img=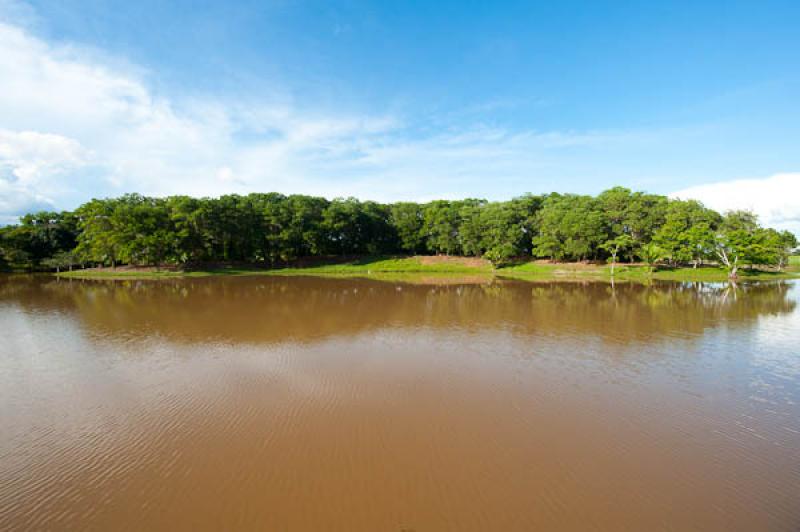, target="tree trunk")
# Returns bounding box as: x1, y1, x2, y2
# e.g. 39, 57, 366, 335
728, 256, 739, 279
